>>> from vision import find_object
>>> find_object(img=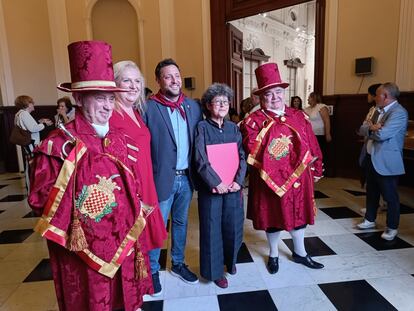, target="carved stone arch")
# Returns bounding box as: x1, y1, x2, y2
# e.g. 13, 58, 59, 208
85, 0, 146, 73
